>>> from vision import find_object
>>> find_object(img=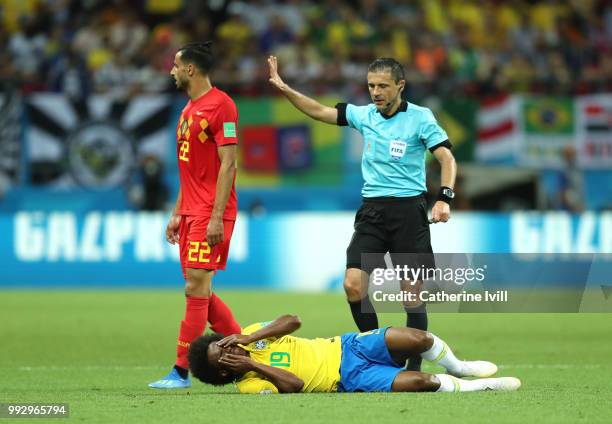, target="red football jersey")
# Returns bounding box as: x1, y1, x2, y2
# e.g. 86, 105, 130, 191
176, 87, 238, 220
